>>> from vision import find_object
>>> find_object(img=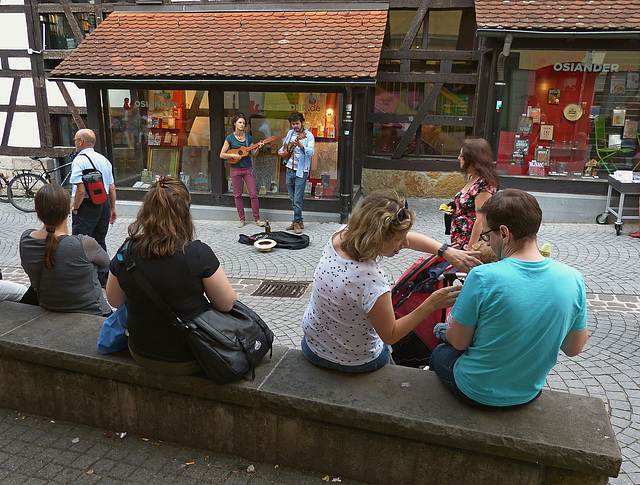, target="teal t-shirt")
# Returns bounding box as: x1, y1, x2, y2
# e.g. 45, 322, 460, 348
225, 133, 254, 168
451, 257, 587, 406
